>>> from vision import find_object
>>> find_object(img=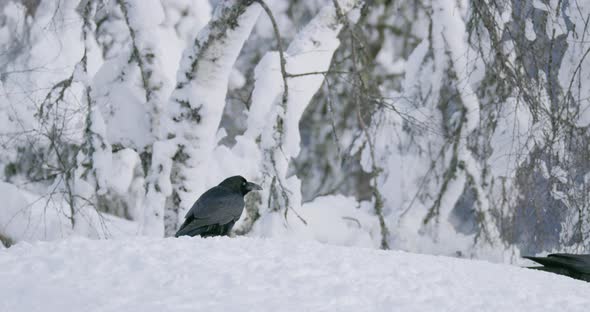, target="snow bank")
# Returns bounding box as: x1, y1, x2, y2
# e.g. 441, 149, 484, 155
1, 236, 589, 312
252, 195, 379, 248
